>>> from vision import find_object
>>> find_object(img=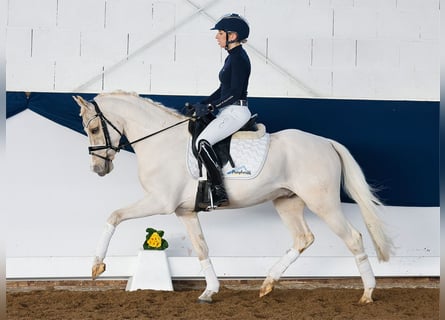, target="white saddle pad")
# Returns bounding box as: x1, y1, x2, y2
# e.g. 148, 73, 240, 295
187, 124, 270, 180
